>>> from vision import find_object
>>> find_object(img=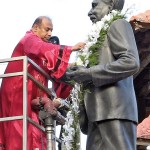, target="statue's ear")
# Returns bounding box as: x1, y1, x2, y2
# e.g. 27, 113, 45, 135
108, 0, 115, 11
113, 0, 124, 11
